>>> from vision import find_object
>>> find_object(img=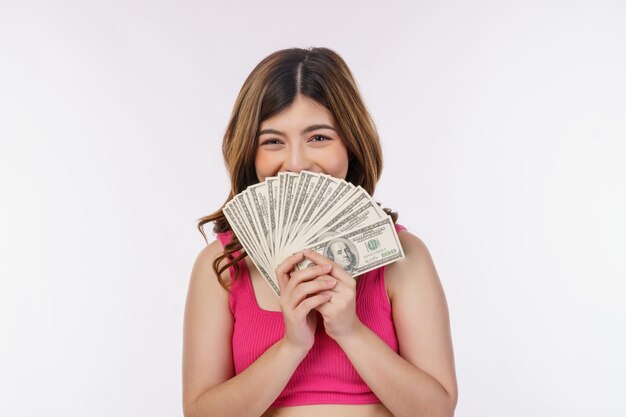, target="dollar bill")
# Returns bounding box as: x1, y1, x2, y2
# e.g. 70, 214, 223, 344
282, 171, 316, 249
223, 172, 404, 297
247, 182, 273, 258
278, 173, 299, 254
265, 176, 279, 257
296, 217, 404, 277
300, 199, 388, 248
223, 202, 281, 294
288, 186, 367, 252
